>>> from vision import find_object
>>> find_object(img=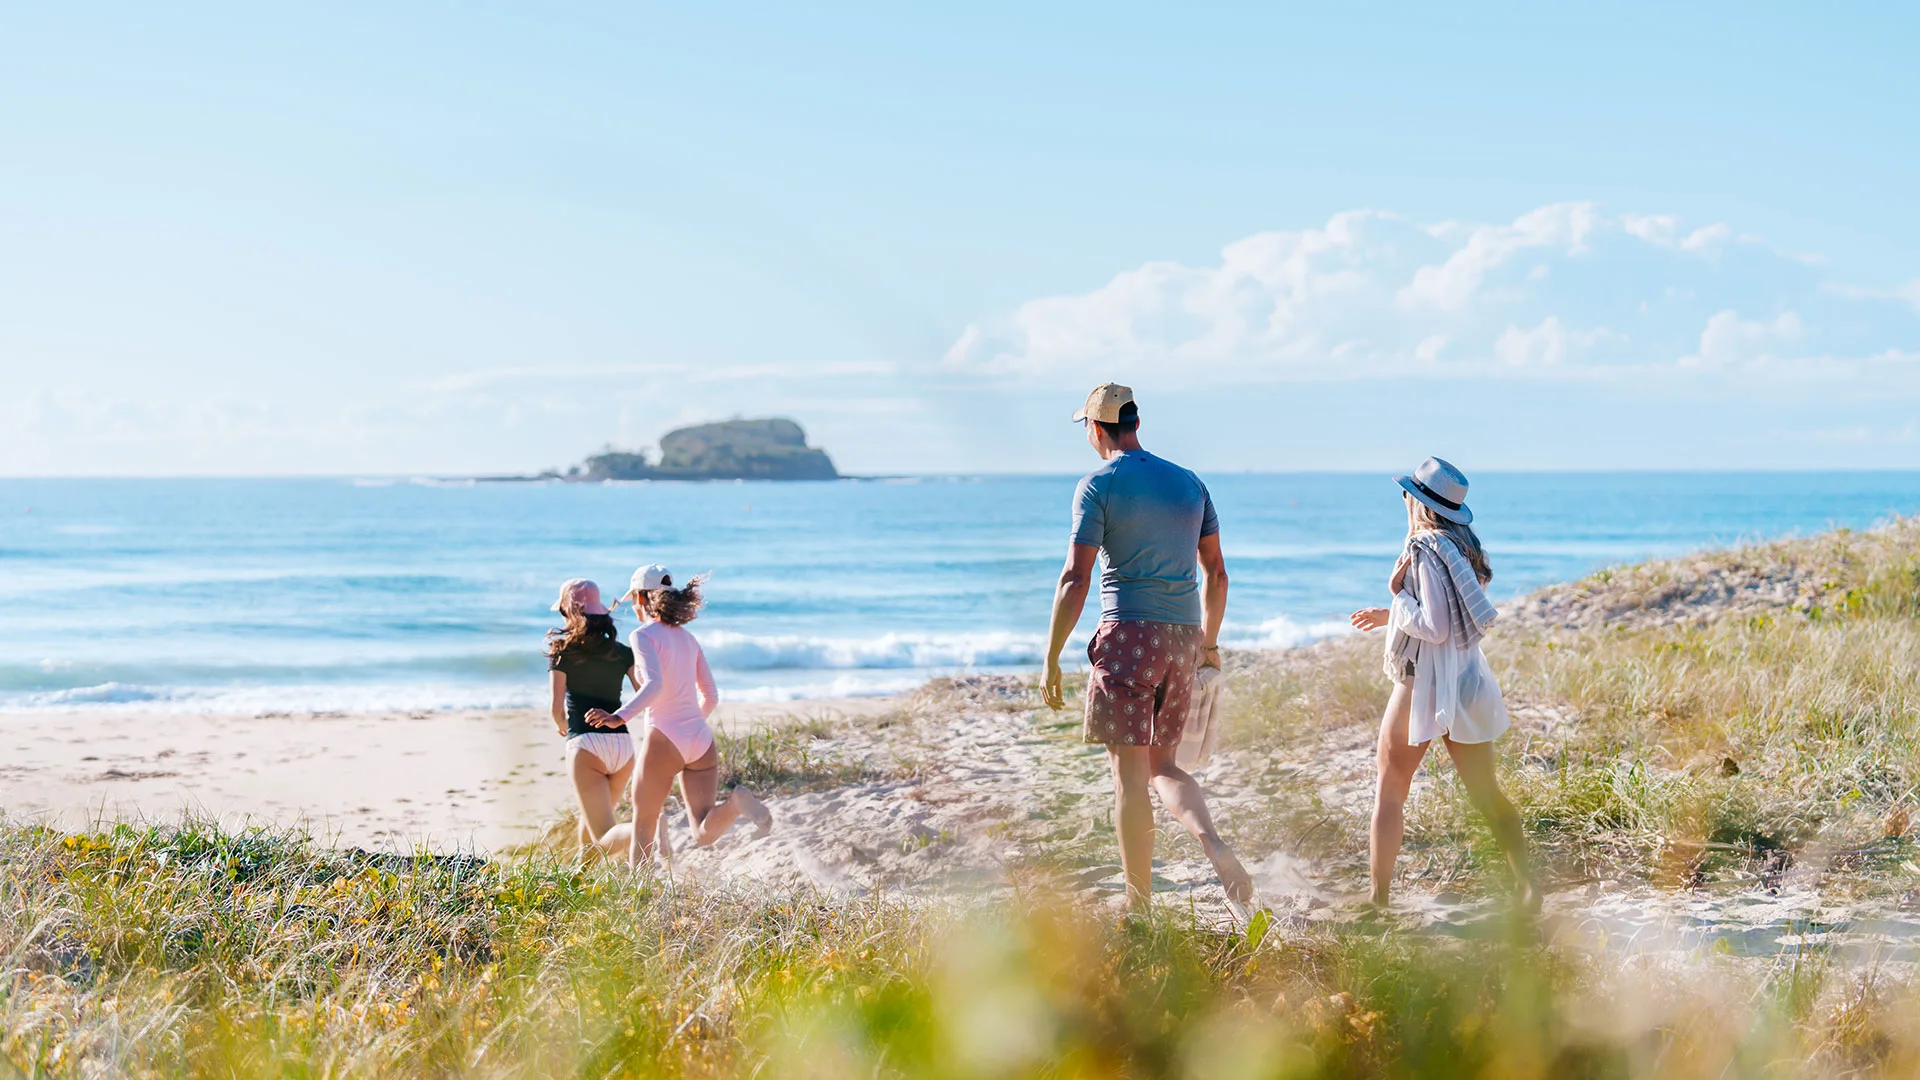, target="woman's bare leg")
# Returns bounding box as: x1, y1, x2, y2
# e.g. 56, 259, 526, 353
1442, 736, 1538, 910
677, 741, 769, 846
568, 748, 621, 861
628, 729, 685, 868
585, 757, 638, 858
1147, 744, 1253, 904
1370, 683, 1429, 907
